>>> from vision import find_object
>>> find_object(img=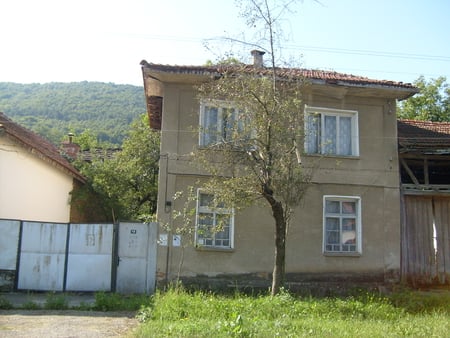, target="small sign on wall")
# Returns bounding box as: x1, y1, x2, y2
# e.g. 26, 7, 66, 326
172, 235, 181, 247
